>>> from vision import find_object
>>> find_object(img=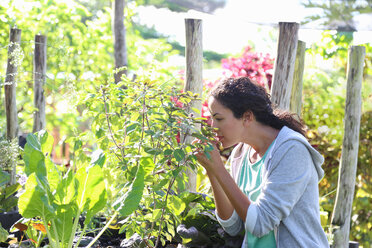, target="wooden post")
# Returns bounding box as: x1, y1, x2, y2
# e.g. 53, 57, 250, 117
113, 0, 128, 83
33, 34, 47, 133
4, 28, 21, 141
290, 40, 306, 116
270, 22, 299, 110
184, 18, 203, 192
331, 46, 365, 248
4, 27, 21, 186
